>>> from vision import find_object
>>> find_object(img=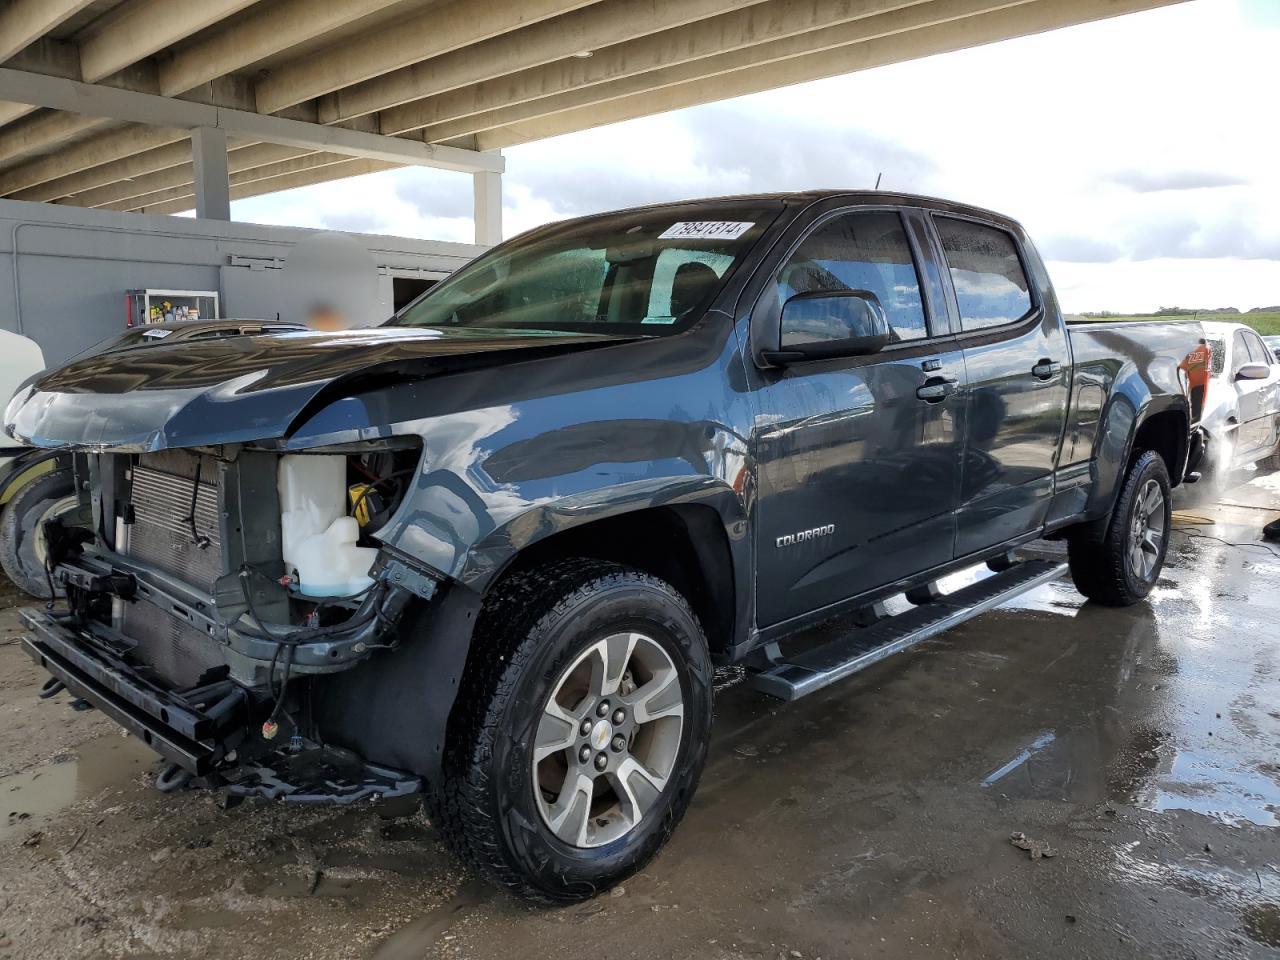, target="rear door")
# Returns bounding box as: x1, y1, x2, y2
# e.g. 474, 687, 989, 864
930, 215, 1070, 557
1243, 329, 1280, 454
1232, 328, 1280, 461
750, 206, 965, 626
